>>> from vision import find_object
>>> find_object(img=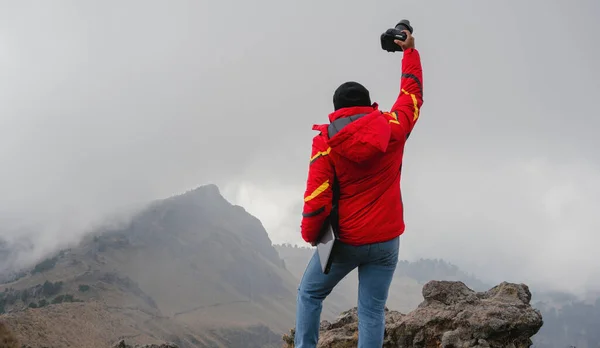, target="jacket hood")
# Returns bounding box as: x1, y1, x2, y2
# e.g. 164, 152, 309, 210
322, 104, 391, 164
